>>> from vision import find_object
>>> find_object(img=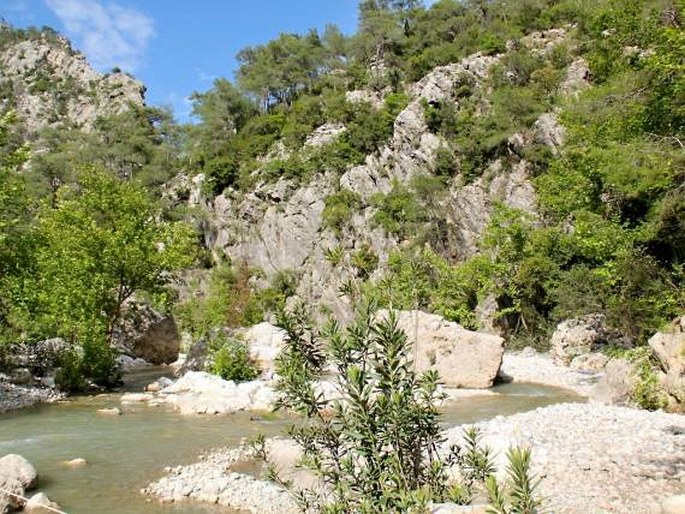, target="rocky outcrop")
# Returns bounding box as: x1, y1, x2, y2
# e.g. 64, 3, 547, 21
176, 339, 210, 376
112, 302, 180, 365
592, 358, 635, 406
649, 316, 685, 410
381, 310, 504, 388
303, 122, 346, 148
196, 48, 547, 321
550, 314, 614, 366
3, 338, 69, 382
0, 27, 145, 134
649, 316, 685, 376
